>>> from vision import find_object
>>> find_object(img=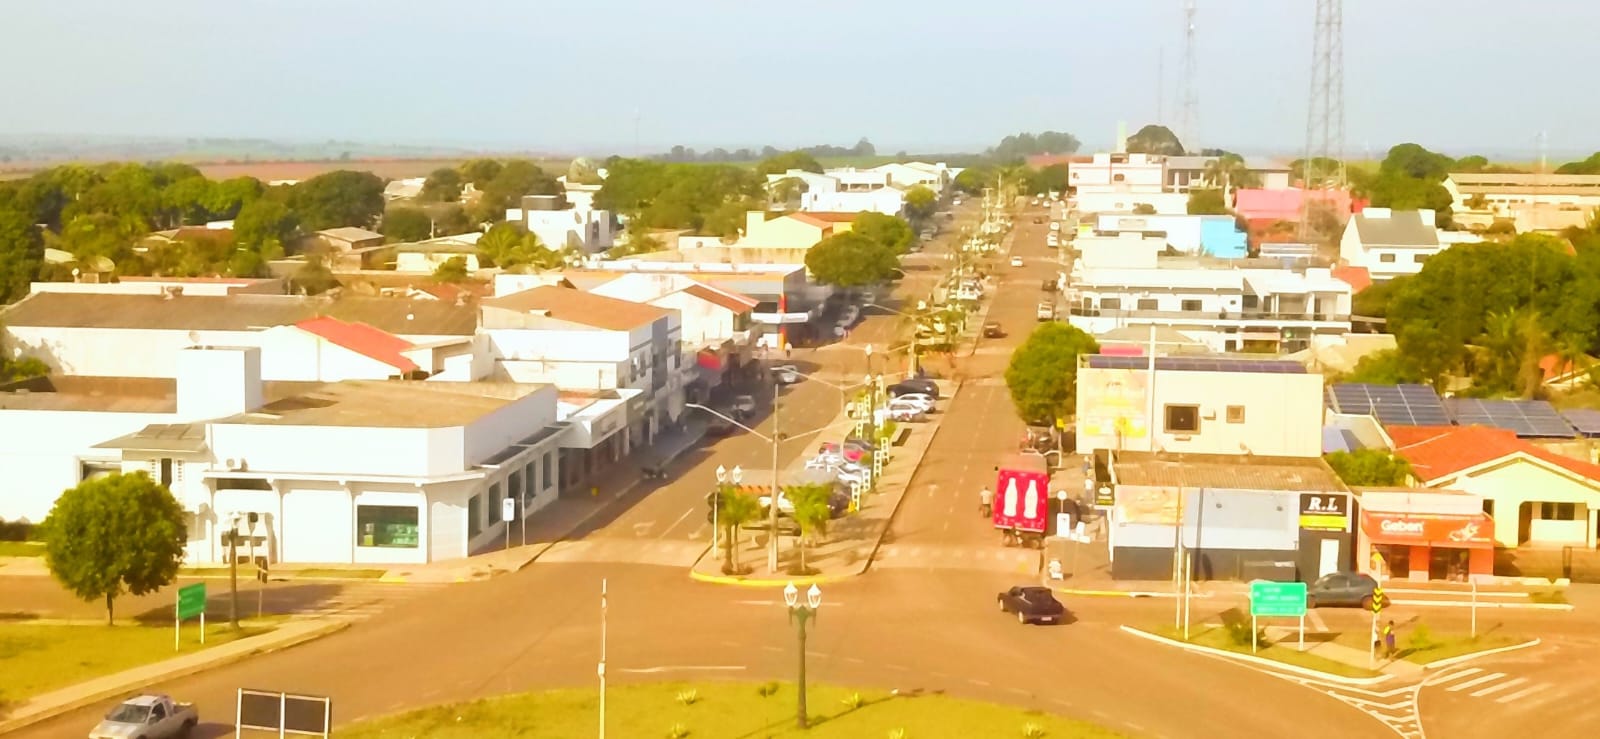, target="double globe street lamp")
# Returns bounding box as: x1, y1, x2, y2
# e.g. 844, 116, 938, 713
783, 581, 823, 729
713, 464, 742, 551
